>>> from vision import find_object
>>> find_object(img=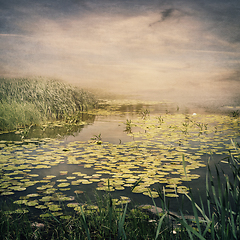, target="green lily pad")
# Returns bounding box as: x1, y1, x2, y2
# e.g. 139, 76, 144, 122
56, 179, 68, 182
34, 165, 50, 169
14, 209, 29, 214
58, 183, 70, 188
29, 174, 39, 177
66, 176, 76, 180
4, 209, 29, 214
45, 175, 56, 179
44, 188, 57, 194
1, 191, 14, 196
39, 196, 52, 202
26, 193, 39, 198
71, 181, 81, 185
13, 200, 28, 205
25, 200, 39, 206
48, 204, 61, 212
67, 203, 79, 208
81, 180, 92, 185
40, 213, 52, 218
60, 215, 72, 220
165, 193, 179, 198
60, 188, 71, 191
35, 205, 48, 209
